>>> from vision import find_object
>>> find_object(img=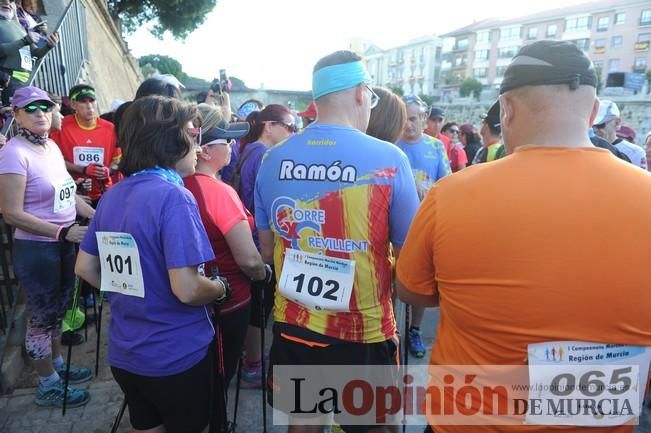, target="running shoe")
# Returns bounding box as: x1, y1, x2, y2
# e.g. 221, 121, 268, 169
34, 379, 90, 408
240, 361, 262, 389
407, 328, 426, 358
56, 364, 93, 385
